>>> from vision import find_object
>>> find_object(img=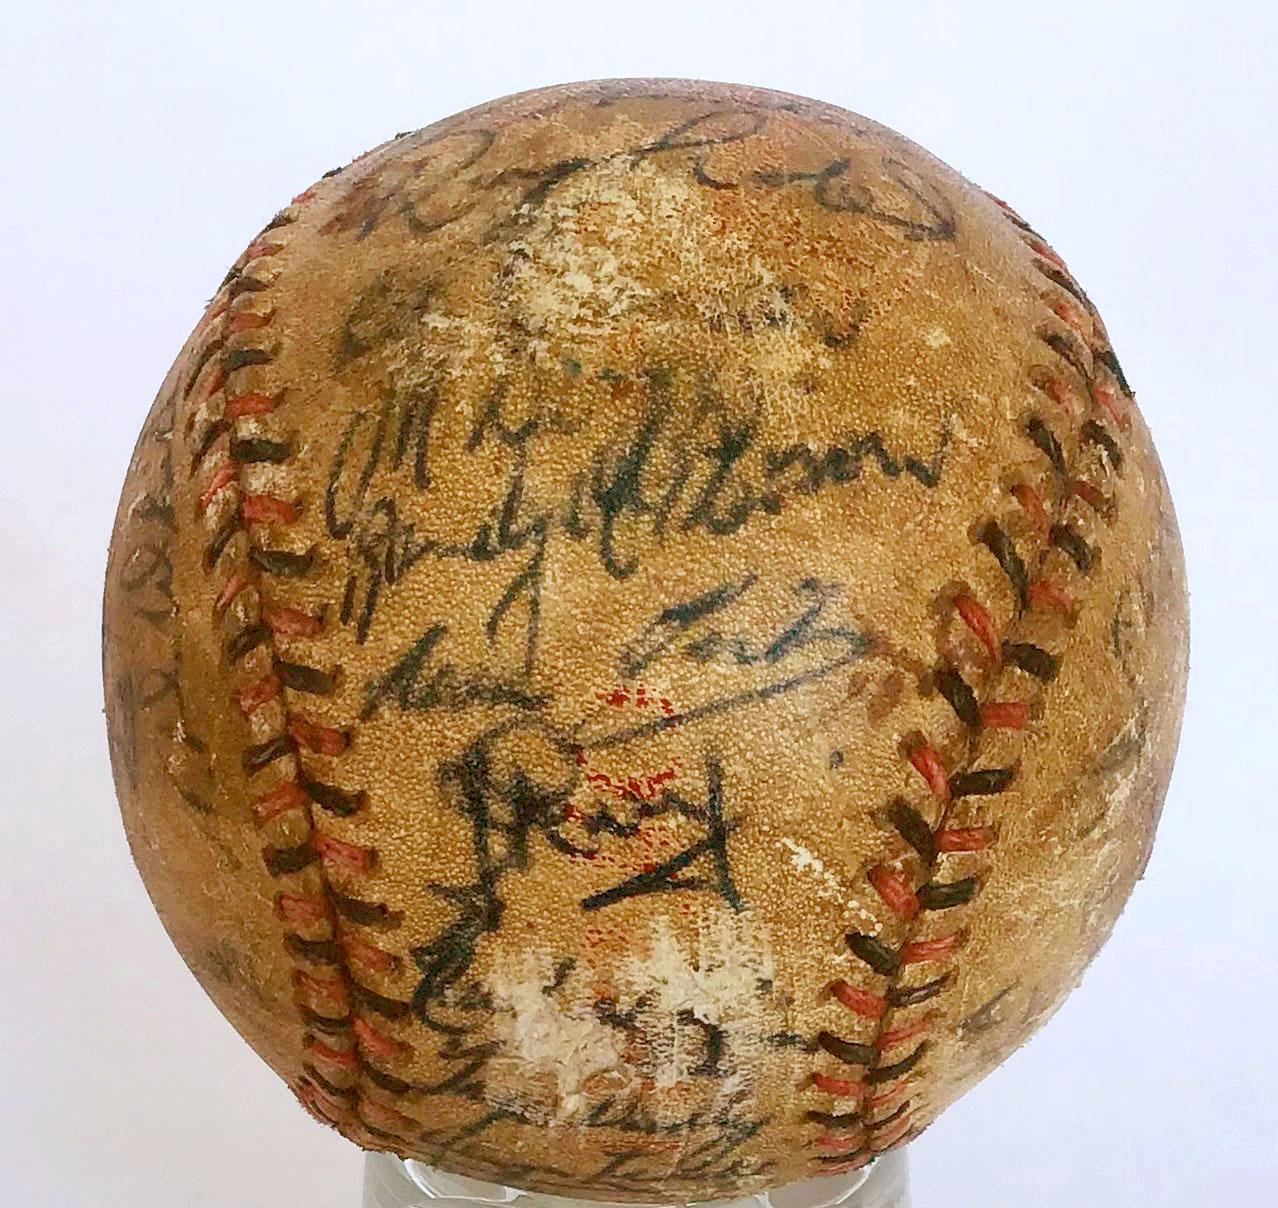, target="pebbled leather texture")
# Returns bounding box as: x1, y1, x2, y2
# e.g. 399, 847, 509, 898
103, 78, 1188, 1201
